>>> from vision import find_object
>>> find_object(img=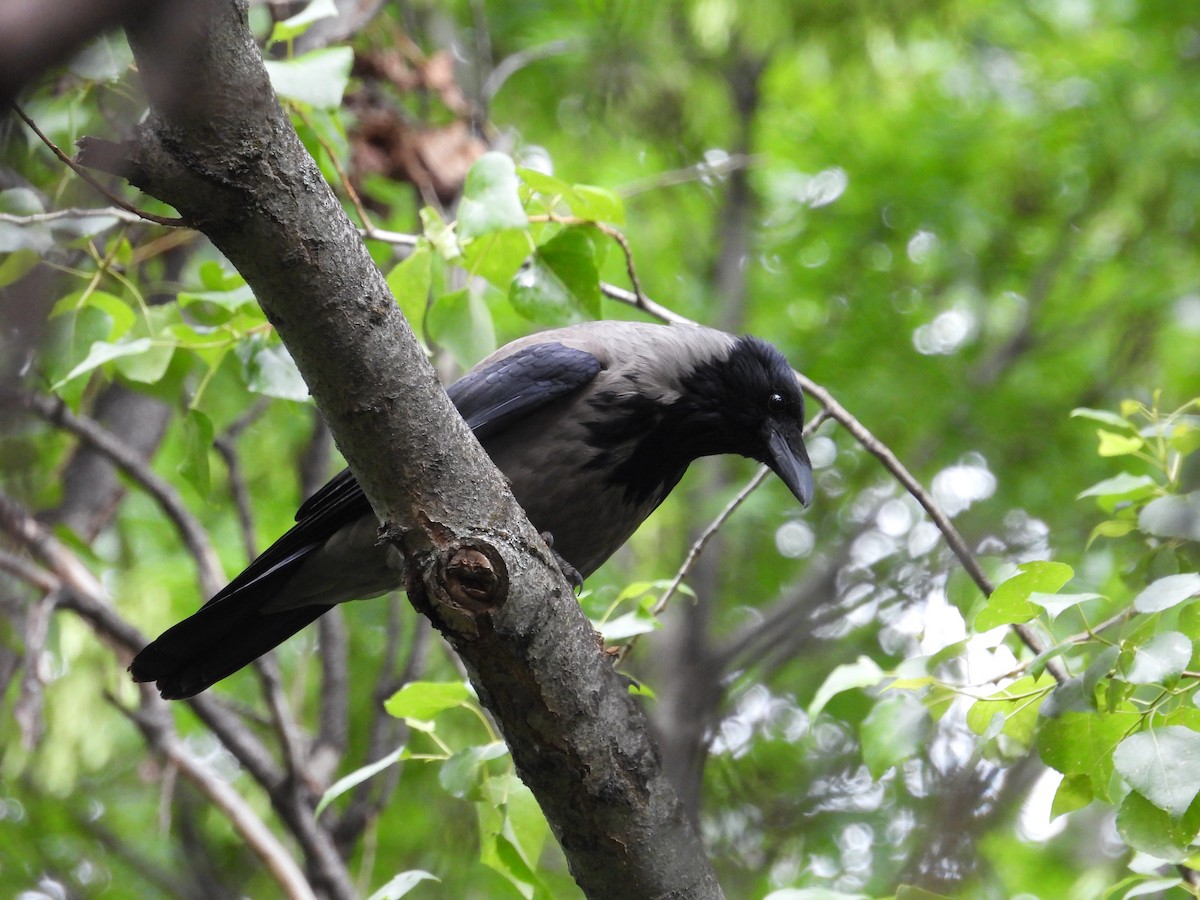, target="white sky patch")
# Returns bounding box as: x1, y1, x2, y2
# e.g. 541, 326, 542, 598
913, 306, 978, 355
931, 456, 997, 516
1018, 769, 1069, 842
